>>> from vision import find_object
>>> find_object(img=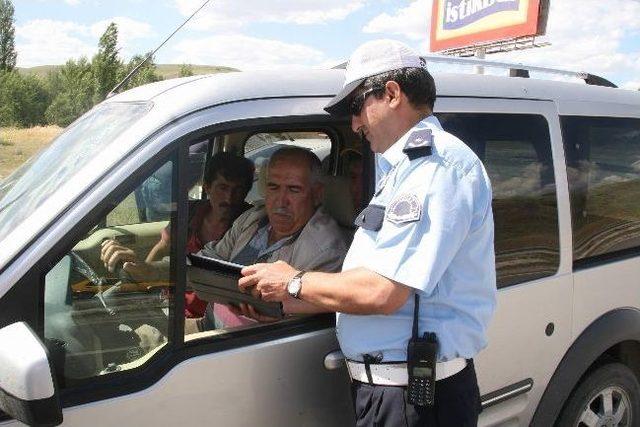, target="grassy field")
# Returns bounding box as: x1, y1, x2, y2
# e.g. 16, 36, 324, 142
18, 64, 238, 80
0, 126, 63, 180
